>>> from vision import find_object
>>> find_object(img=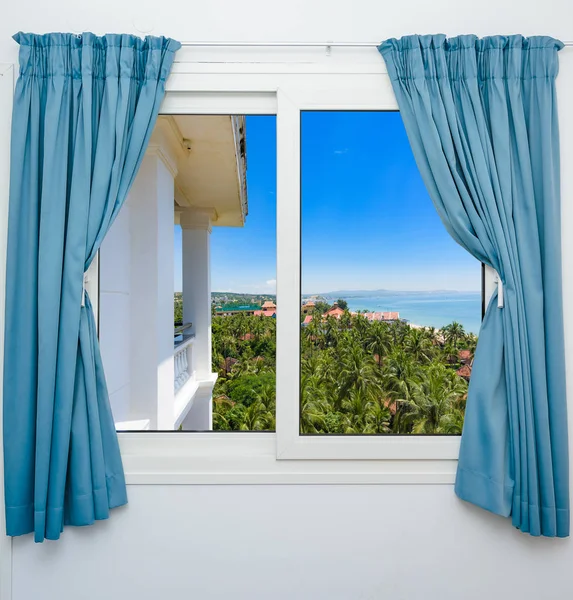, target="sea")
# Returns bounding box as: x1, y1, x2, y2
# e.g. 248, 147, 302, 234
325, 291, 482, 335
